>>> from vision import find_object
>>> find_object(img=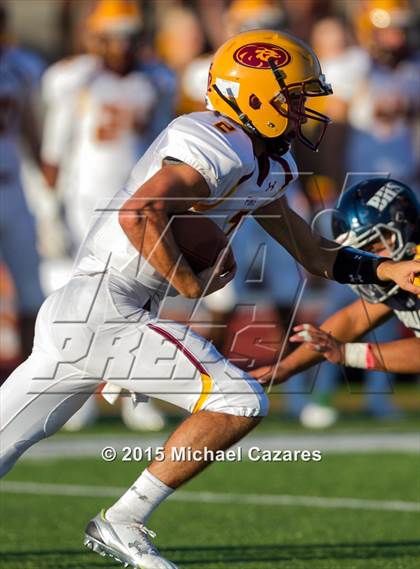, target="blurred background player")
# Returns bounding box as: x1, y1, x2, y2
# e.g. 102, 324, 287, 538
347, 0, 419, 185
0, 3, 45, 374
41, 0, 165, 431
